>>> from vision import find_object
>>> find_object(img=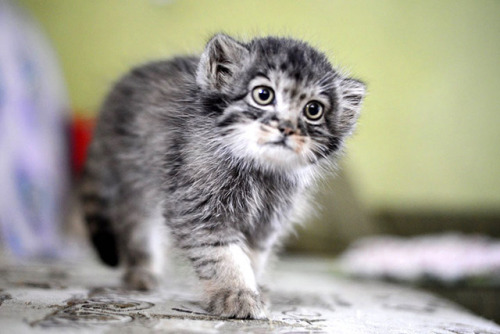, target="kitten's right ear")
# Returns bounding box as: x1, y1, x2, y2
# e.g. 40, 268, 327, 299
196, 34, 249, 93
